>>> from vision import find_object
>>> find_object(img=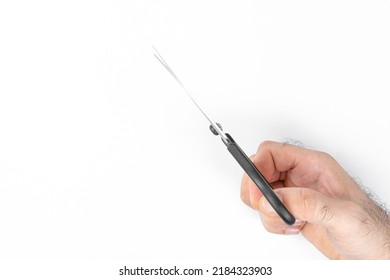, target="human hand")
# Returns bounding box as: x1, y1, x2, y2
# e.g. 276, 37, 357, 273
241, 141, 390, 259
